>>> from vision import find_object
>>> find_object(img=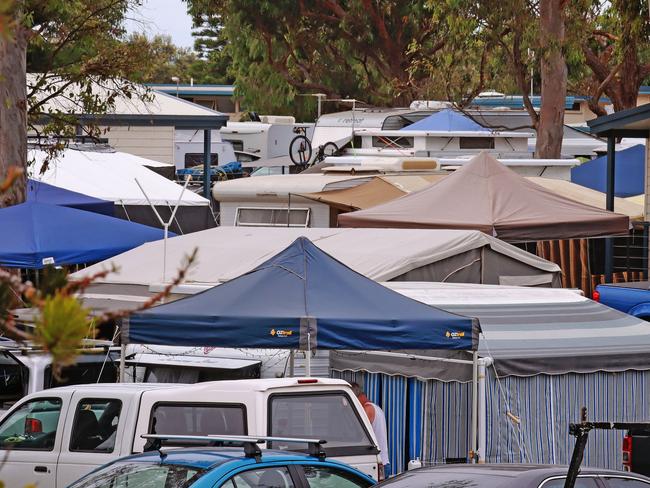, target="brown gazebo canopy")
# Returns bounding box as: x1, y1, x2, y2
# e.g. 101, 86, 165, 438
338, 152, 630, 241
